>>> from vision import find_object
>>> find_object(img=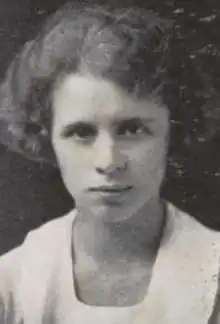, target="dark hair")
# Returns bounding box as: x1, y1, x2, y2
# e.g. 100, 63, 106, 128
0, 3, 173, 166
